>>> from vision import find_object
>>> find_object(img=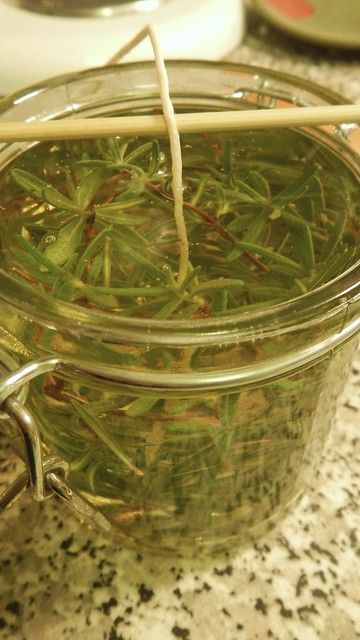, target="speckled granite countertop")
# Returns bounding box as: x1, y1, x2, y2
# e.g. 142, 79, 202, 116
0, 9, 360, 640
